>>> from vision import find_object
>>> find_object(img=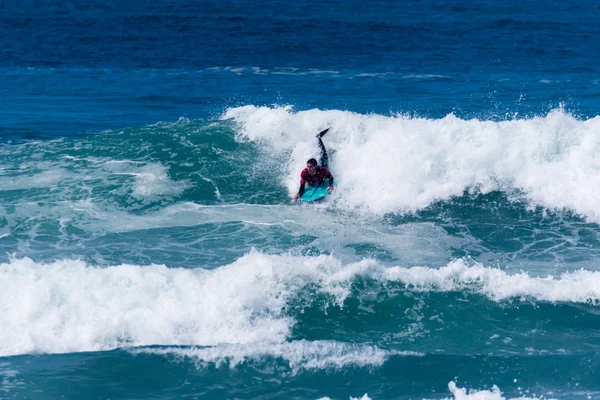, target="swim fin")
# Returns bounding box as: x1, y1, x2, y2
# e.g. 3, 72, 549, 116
316, 128, 330, 138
